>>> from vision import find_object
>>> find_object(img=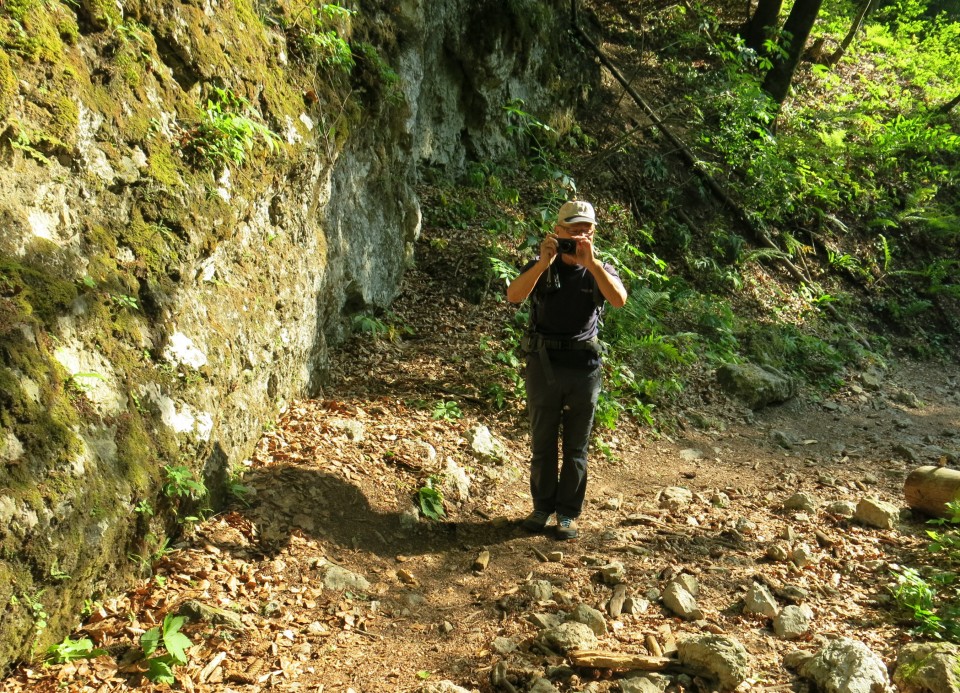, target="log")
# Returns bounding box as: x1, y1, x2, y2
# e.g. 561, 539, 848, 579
567, 650, 673, 671
904, 466, 960, 518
